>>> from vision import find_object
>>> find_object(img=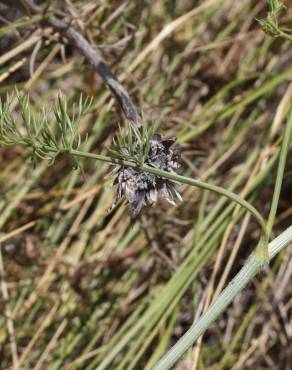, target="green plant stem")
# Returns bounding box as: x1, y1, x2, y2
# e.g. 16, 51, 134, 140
69, 148, 268, 248
278, 30, 292, 42
152, 225, 292, 370
266, 109, 292, 237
